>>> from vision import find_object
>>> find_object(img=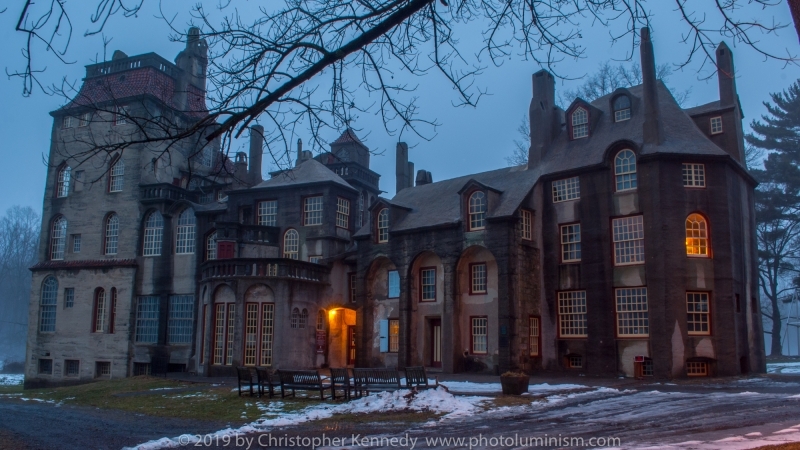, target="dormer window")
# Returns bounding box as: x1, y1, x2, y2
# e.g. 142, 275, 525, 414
377, 208, 389, 243
613, 95, 631, 122
468, 191, 487, 230
571, 107, 589, 139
